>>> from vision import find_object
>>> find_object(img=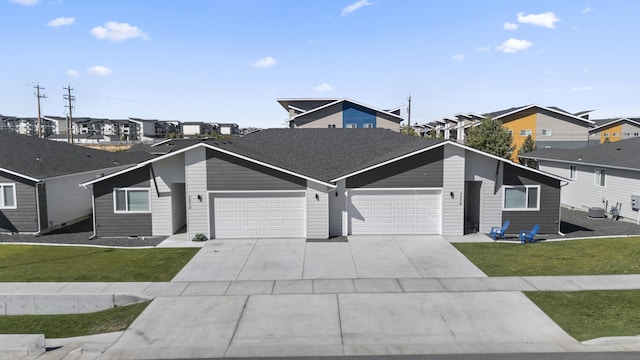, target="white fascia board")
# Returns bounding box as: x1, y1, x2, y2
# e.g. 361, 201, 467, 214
201, 143, 336, 189
290, 98, 404, 122
0, 167, 40, 183
520, 156, 640, 173
449, 141, 570, 182
494, 104, 595, 125
330, 142, 446, 182
589, 118, 640, 132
